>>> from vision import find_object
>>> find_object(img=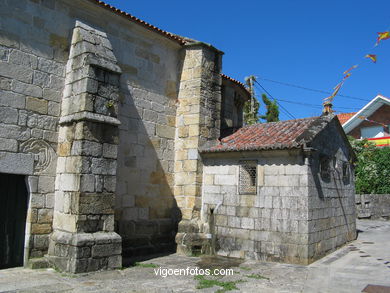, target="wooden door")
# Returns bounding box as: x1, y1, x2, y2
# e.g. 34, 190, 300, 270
0, 173, 28, 269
